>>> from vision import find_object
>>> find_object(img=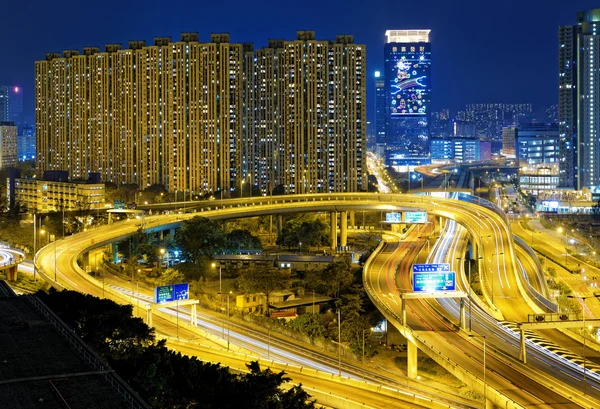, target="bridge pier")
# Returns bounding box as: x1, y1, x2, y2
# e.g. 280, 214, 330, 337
330, 212, 337, 250
349, 211, 355, 229
407, 339, 418, 379
111, 243, 119, 263
277, 215, 283, 237
5, 265, 17, 281
519, 329, 527, 363
170, 228, 176, 238
340, 211, 348, 247
159, 230, 164, 241
459, 298, 467, 330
